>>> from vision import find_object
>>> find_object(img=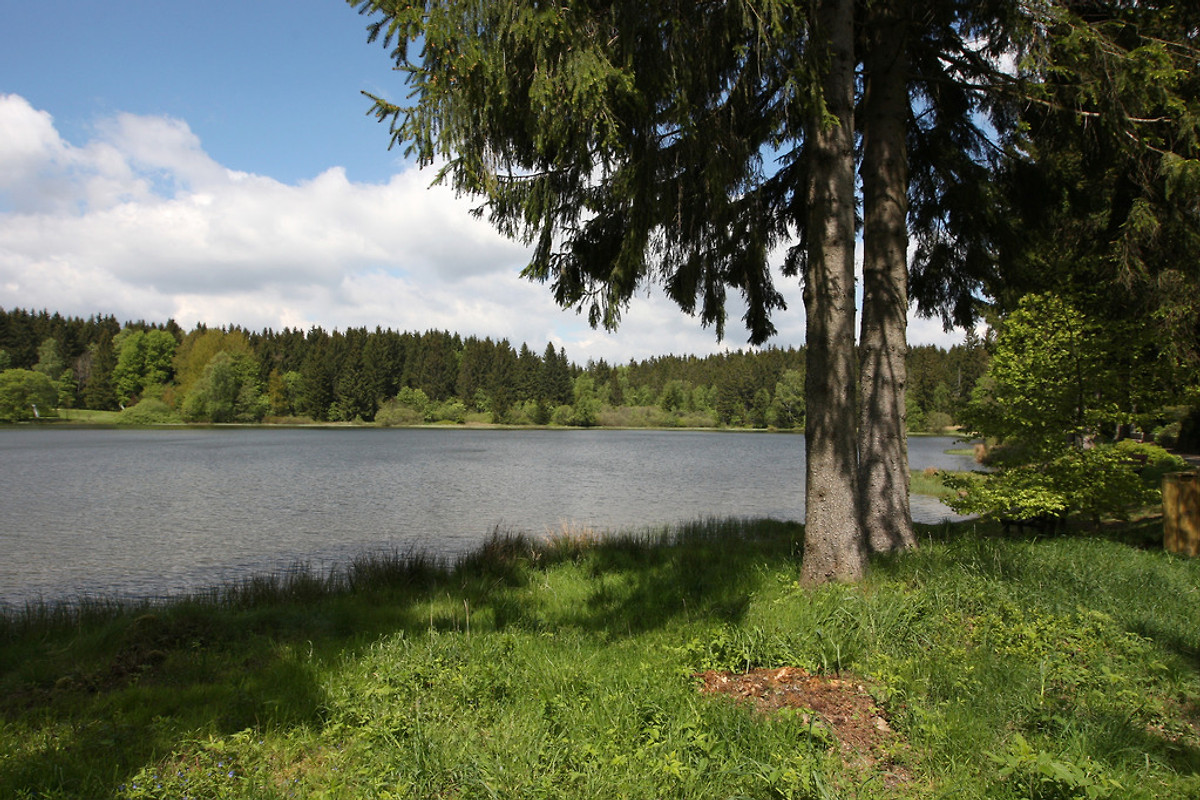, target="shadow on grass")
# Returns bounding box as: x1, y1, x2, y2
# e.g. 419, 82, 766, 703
545, 518, 801, 634
0, 552, 457, 798
896, 517, 1200, 780
0, 519, 800, 797
1041, 703, 1200, 779
1, 609, 327, 796
449, 520, 803, 638
10, 514, 1195, 796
